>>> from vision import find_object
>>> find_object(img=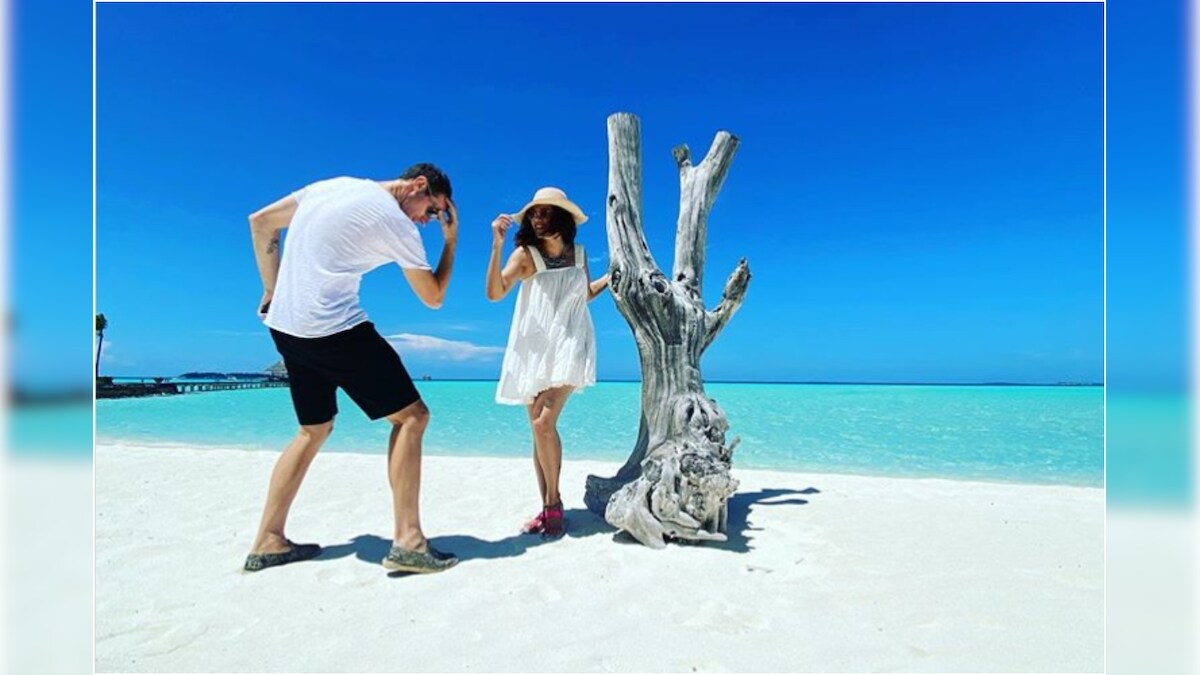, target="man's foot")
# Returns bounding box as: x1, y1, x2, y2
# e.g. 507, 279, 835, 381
382, 542, 458, 574
244, 539, 322, 572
